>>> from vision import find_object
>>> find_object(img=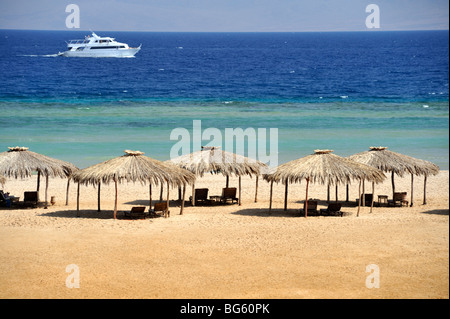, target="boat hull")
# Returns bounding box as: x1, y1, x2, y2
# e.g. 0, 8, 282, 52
59, 48, 140, 58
